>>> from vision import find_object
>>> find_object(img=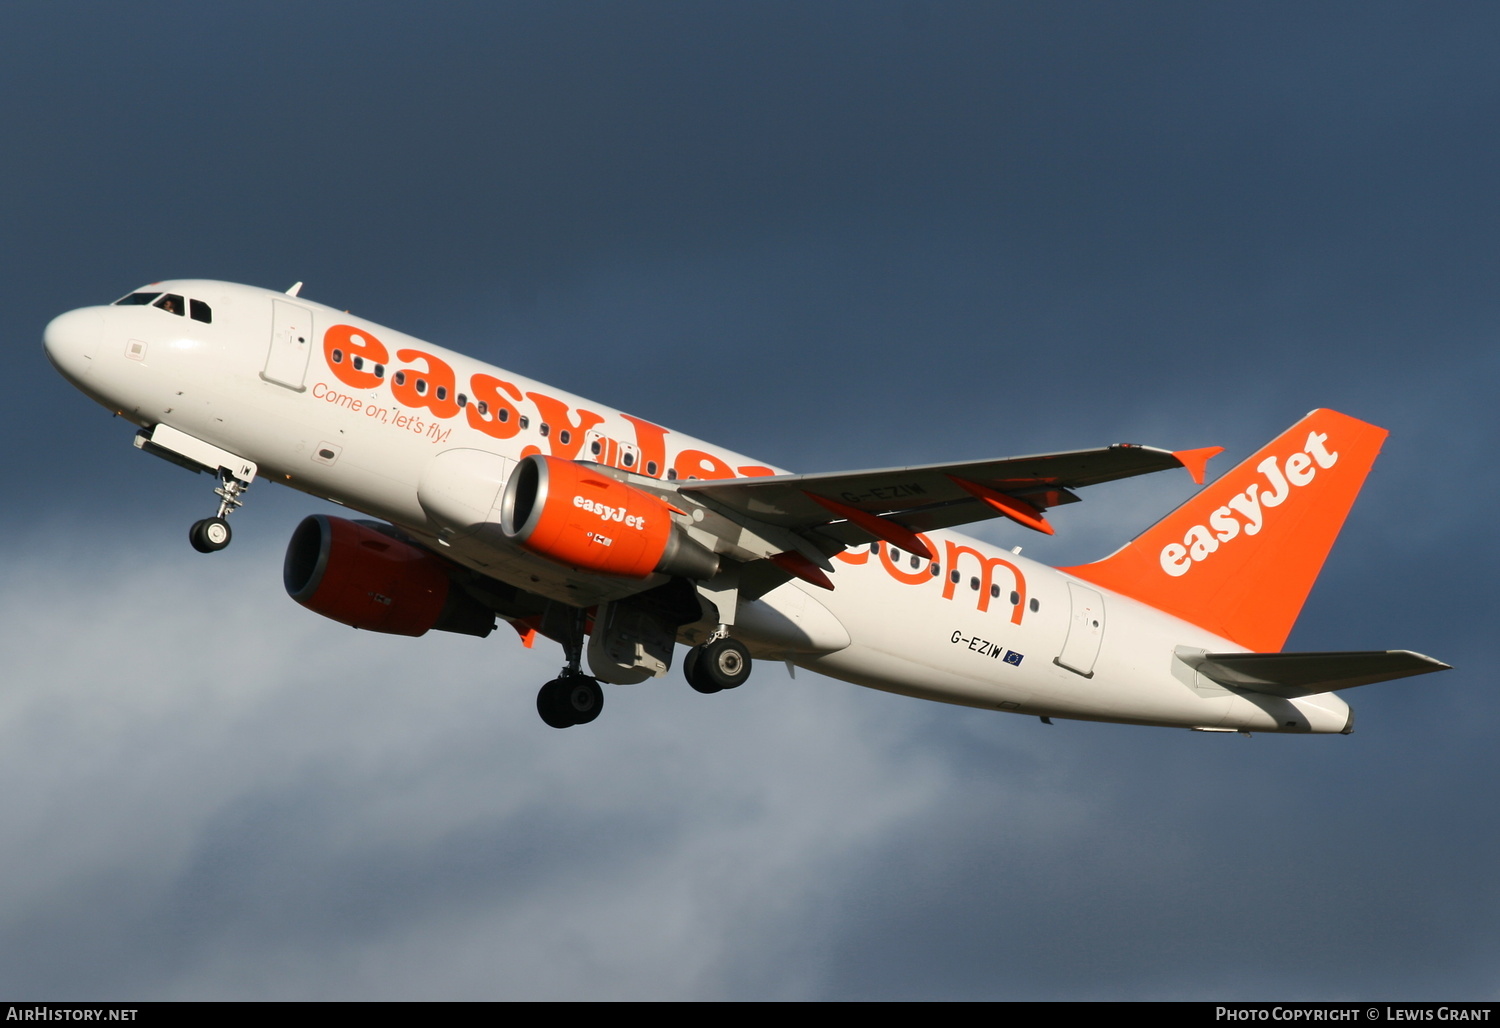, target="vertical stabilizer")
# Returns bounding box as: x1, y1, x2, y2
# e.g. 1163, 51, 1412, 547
1061, 410, 1387, 651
